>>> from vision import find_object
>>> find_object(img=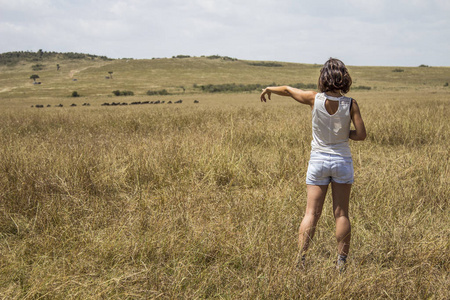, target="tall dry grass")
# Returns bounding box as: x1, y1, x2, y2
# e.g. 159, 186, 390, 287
0, 91, 448, 299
